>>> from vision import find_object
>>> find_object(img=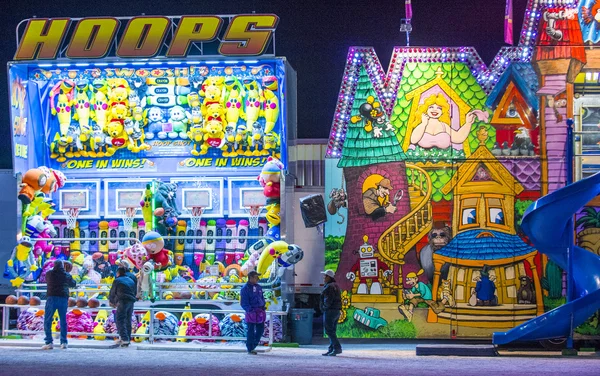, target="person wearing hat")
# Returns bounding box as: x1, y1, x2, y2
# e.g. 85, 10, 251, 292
42, 259, 77, 350
320, 269, 342, 356
240, 270, 266, 355
362, 177, 397, 220
473, 265, 497, 306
